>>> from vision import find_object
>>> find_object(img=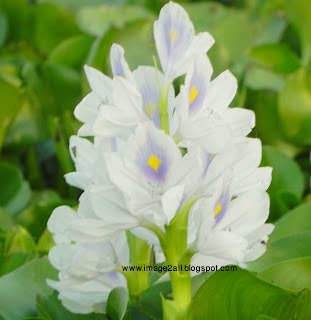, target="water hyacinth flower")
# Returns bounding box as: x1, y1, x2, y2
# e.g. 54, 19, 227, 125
47, 2, 273, 319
